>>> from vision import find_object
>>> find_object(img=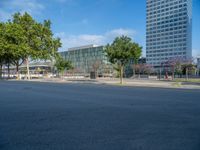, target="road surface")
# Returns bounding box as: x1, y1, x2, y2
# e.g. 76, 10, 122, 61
0, 81, 200, 150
